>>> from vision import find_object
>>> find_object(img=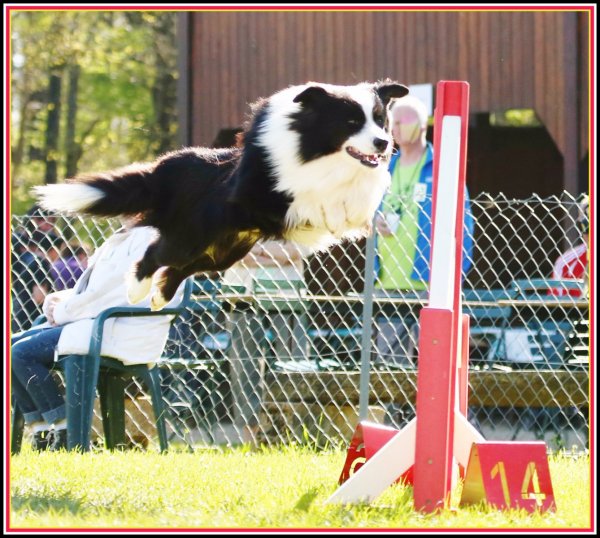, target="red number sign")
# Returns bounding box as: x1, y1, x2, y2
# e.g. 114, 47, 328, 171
460, 442, 556, 512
